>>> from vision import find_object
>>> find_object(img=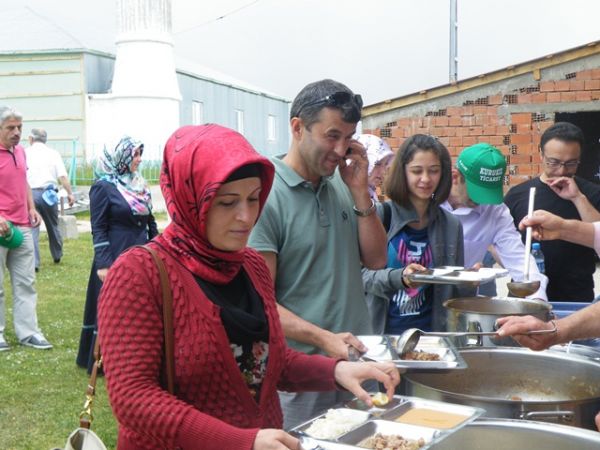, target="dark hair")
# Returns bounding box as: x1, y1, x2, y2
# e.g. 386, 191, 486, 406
540, 122, 584, 153
289, 79, 362, 129
385, 134, 452, 210
225, 163, 262, 182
